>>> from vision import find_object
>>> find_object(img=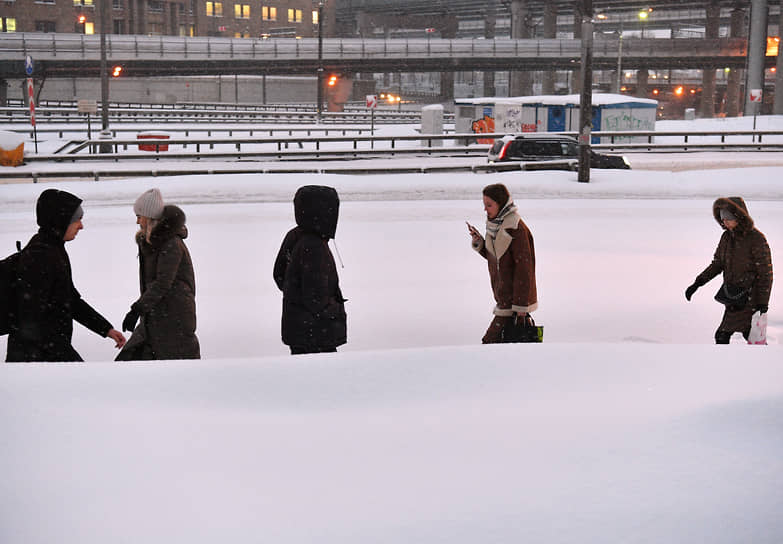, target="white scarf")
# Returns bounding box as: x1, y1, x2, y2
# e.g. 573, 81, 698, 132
485, 202, 520, 260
